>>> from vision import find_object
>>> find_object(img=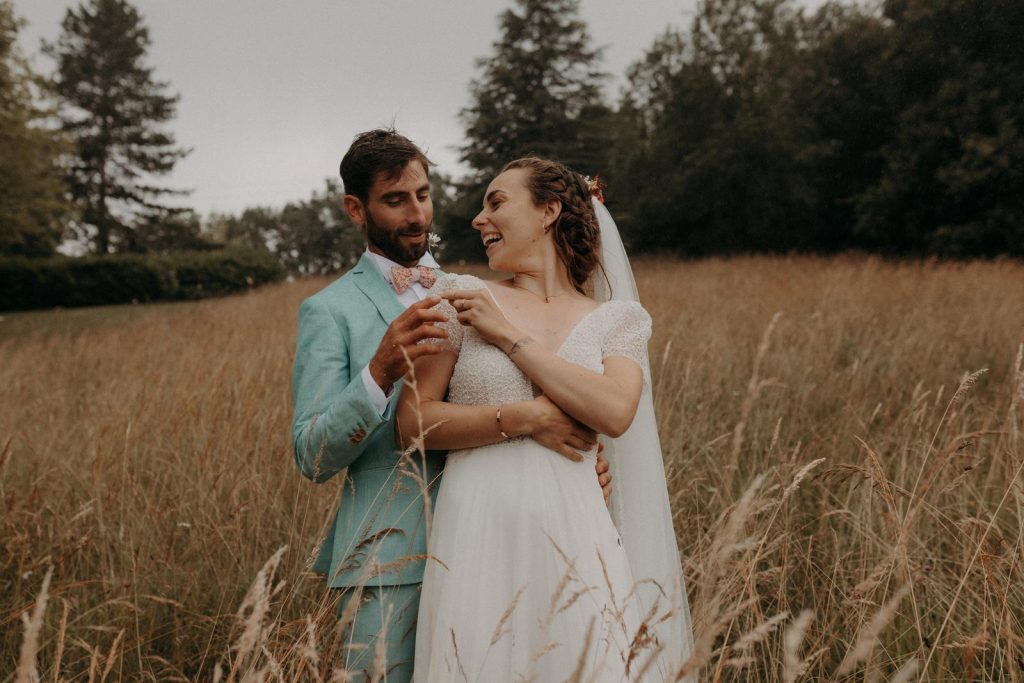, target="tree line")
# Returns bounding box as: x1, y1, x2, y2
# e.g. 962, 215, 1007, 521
2, 0, 1021, 275
441, 0, 1023, 261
